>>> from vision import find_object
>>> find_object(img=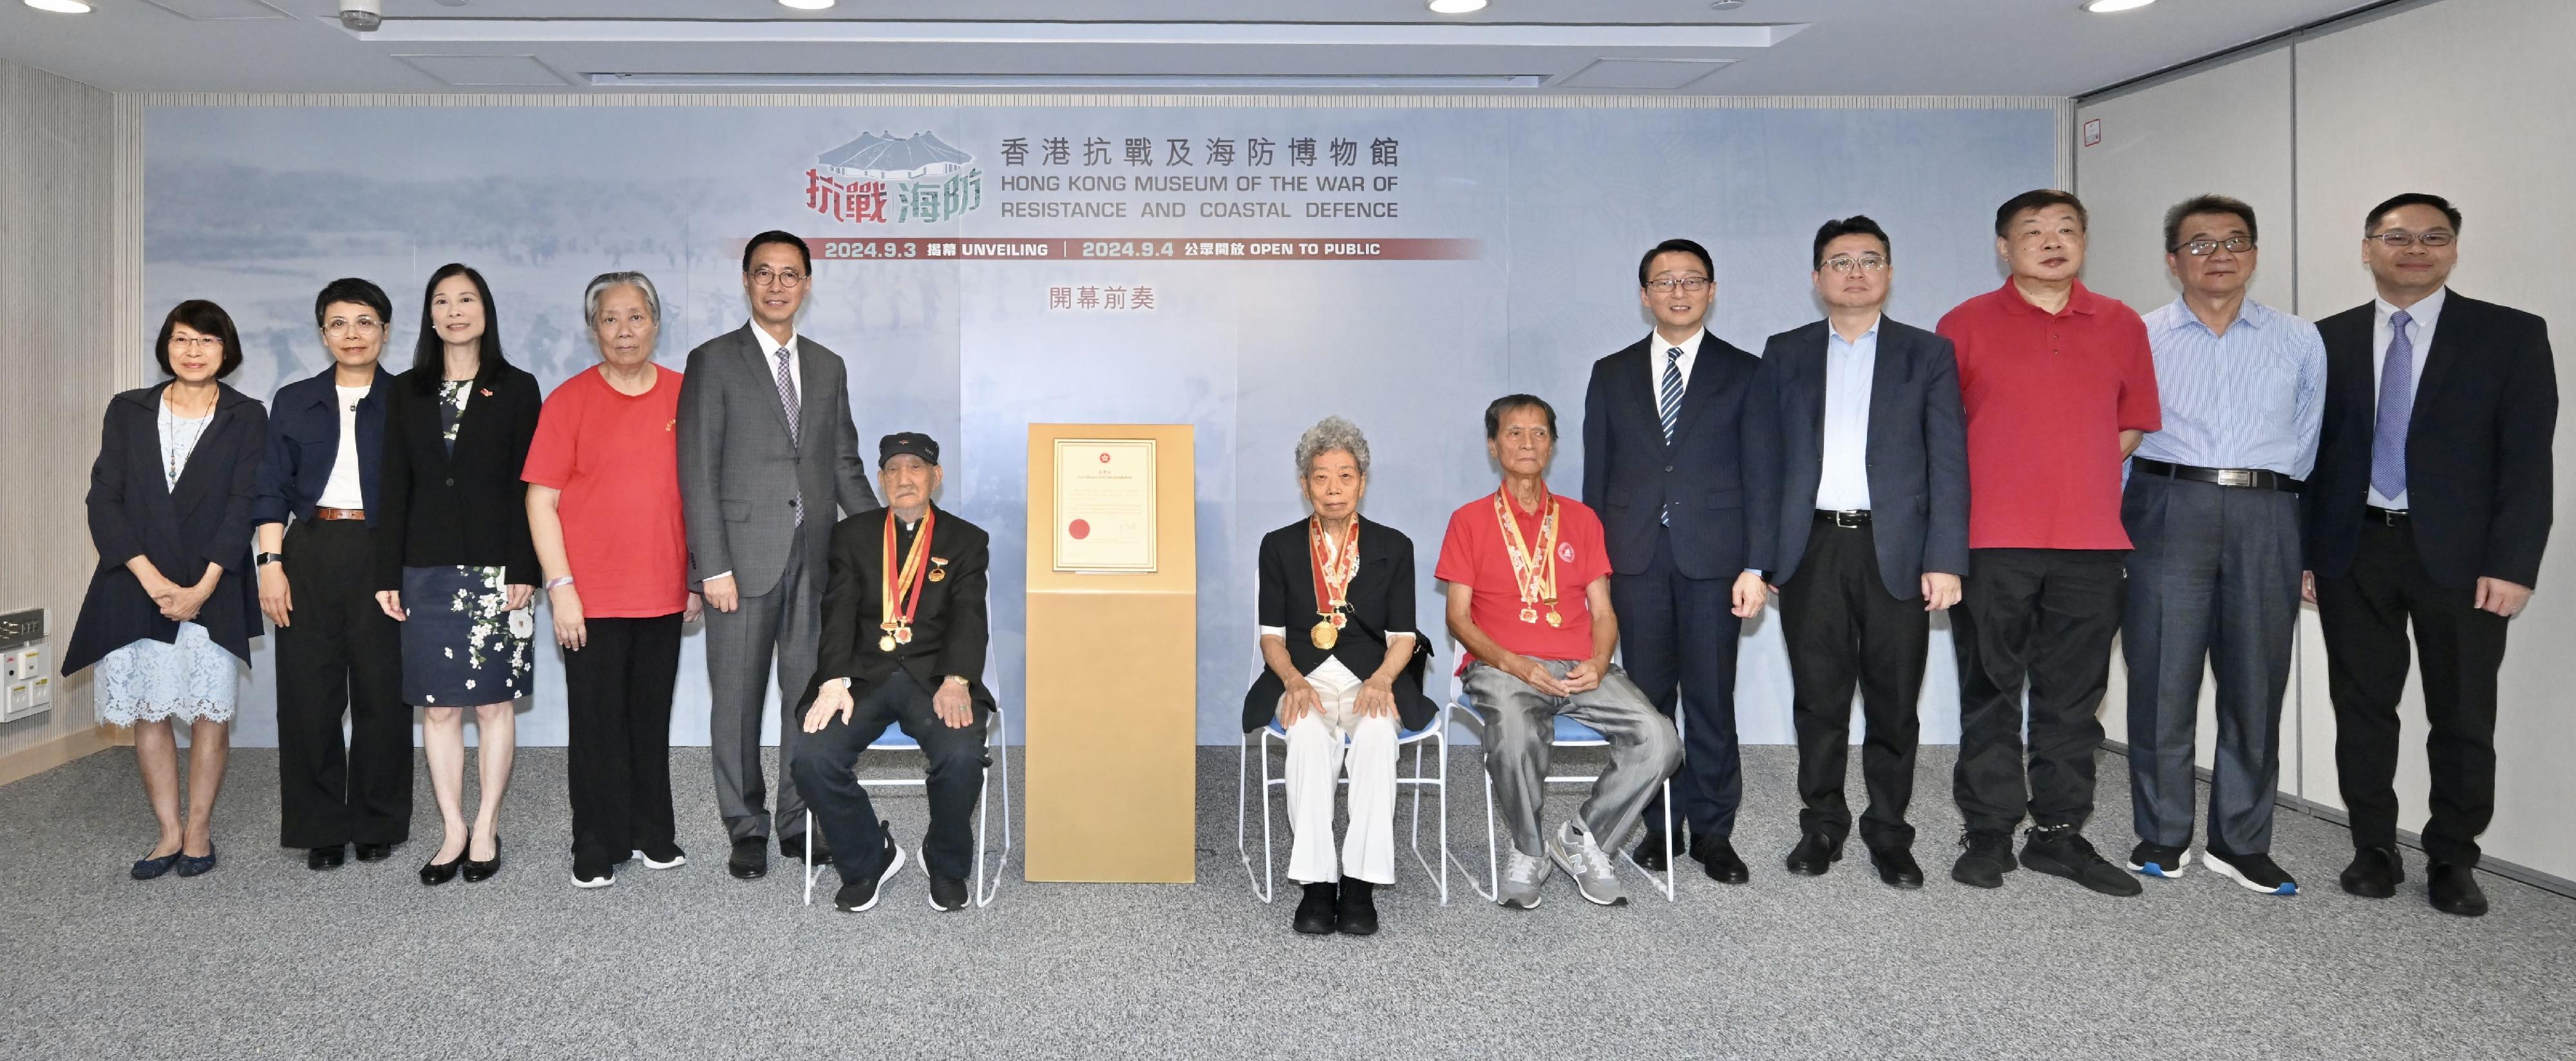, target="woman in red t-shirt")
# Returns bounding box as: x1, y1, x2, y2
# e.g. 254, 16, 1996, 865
524, 271, 701, 888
